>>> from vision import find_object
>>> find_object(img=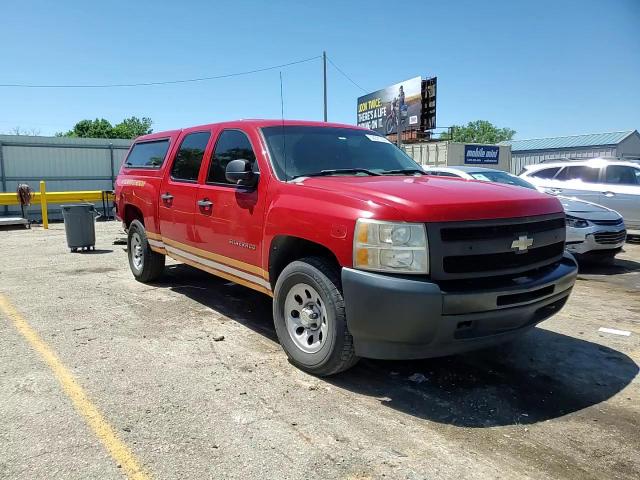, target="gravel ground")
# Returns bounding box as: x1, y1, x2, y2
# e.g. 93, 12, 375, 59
0, 222, 638, 480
